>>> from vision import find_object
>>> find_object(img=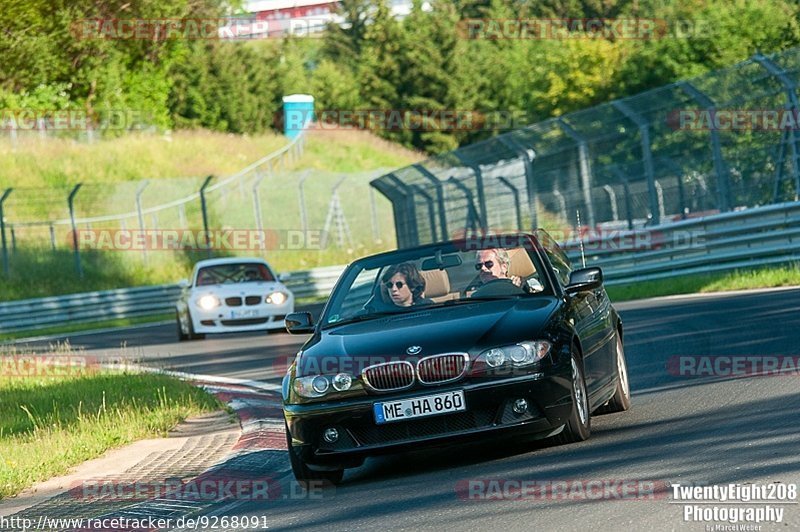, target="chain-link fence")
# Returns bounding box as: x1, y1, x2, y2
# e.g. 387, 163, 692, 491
0, 132, 397, 279
372, 47, 800, 248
